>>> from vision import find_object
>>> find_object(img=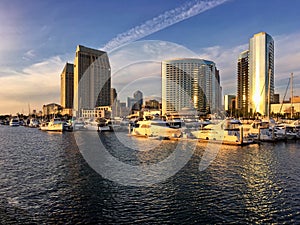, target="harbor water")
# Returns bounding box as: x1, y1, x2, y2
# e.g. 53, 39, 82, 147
0, 125, 299, 224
